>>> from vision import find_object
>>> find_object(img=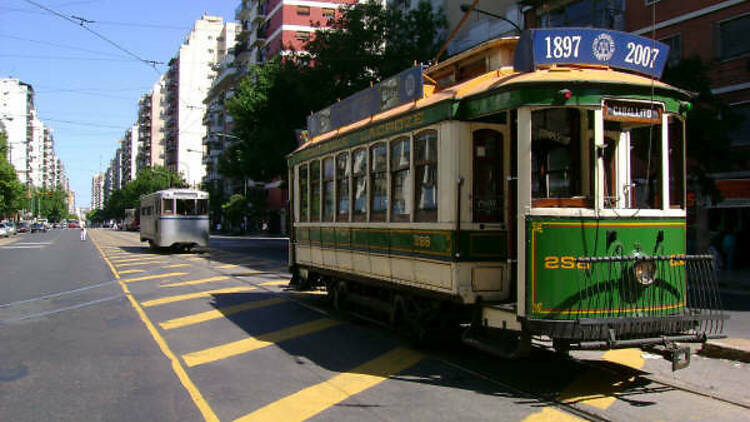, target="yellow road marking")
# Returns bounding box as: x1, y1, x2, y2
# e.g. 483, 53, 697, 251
259, 280, 289, 287
162, 263, 191, 269
116, 260, 167, 268
142, 286, 257, 308
161, 276, 230, 288
89, 231, 219, 422
183, 318, 341, 367
160, 297, 287, 330
111, 256, 166, 263
216, 264, 239, 269
522, 407, 588, 422
188, 257, 205, 261
118, 269, 145, 274
234, 347, 423, 422
122, 272, 188, 283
